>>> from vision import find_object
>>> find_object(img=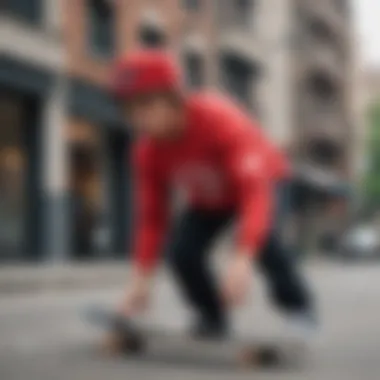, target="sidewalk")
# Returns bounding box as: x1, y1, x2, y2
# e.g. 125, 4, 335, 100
0, 254, 326, 295
0, 262, 131, 294
0, 240, 232, 294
